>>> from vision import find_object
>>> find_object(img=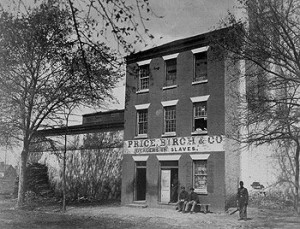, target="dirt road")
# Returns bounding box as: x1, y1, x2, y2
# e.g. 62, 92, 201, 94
0, 198, 299, 228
